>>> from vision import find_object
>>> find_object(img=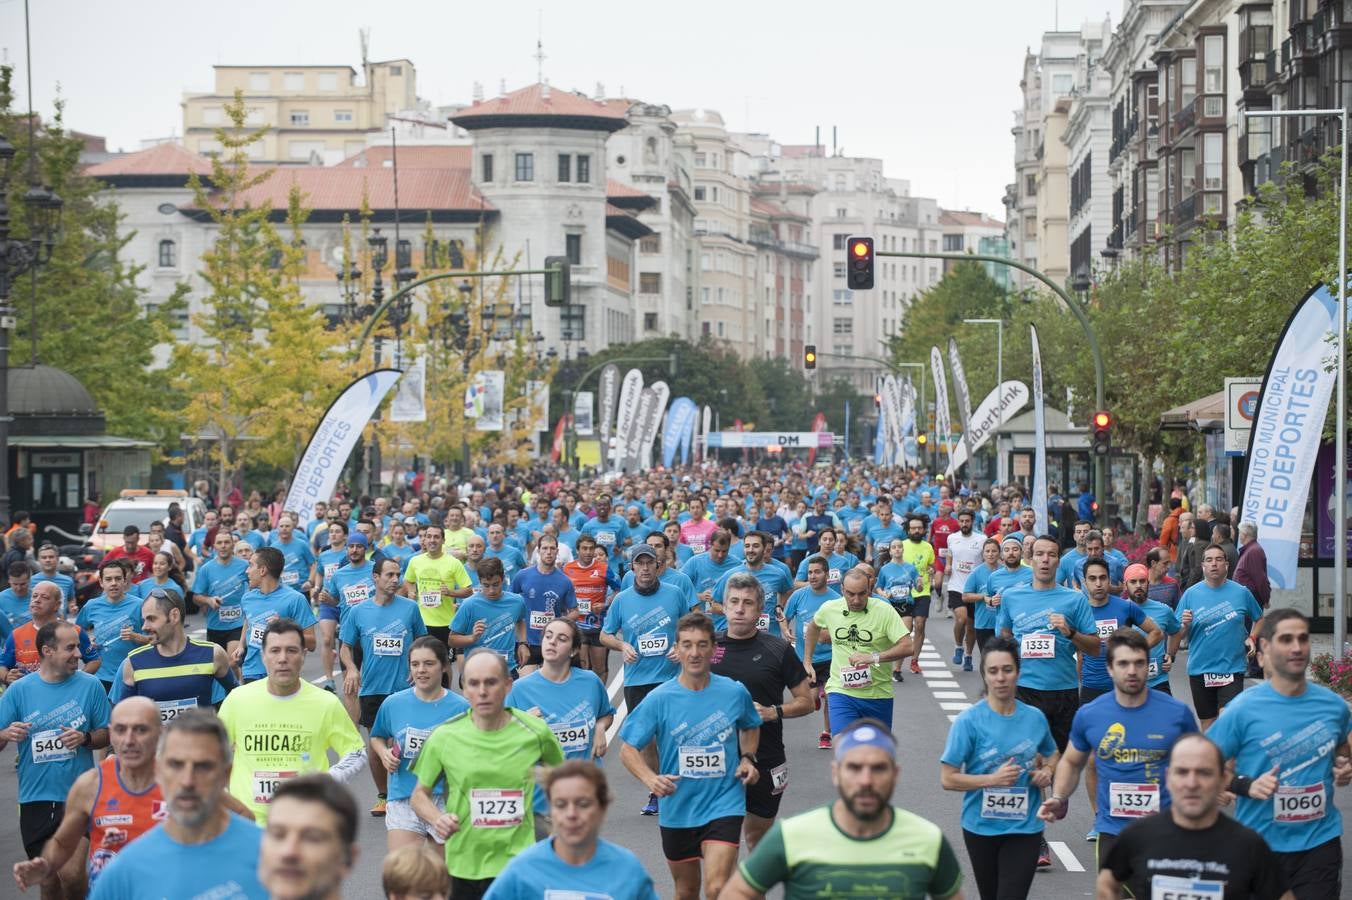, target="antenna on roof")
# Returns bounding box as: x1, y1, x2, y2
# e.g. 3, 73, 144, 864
535, 9, 547, 84
473, 81, 483, 102
596, 82, 605, 100
359, 27, 370, 69
499, 78, 507, 97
